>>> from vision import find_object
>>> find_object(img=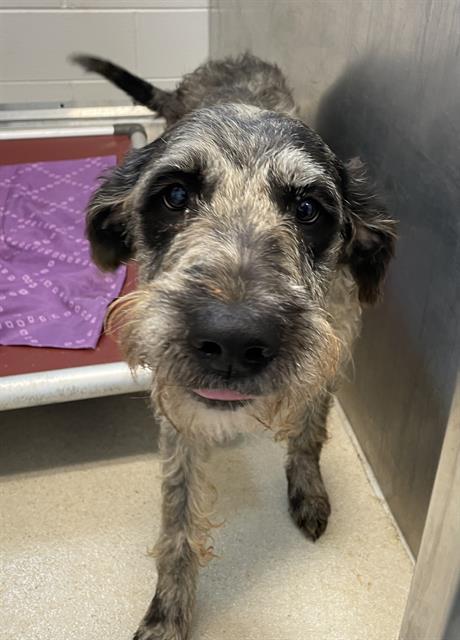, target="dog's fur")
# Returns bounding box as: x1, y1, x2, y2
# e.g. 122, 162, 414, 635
72, 53, 396, 640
